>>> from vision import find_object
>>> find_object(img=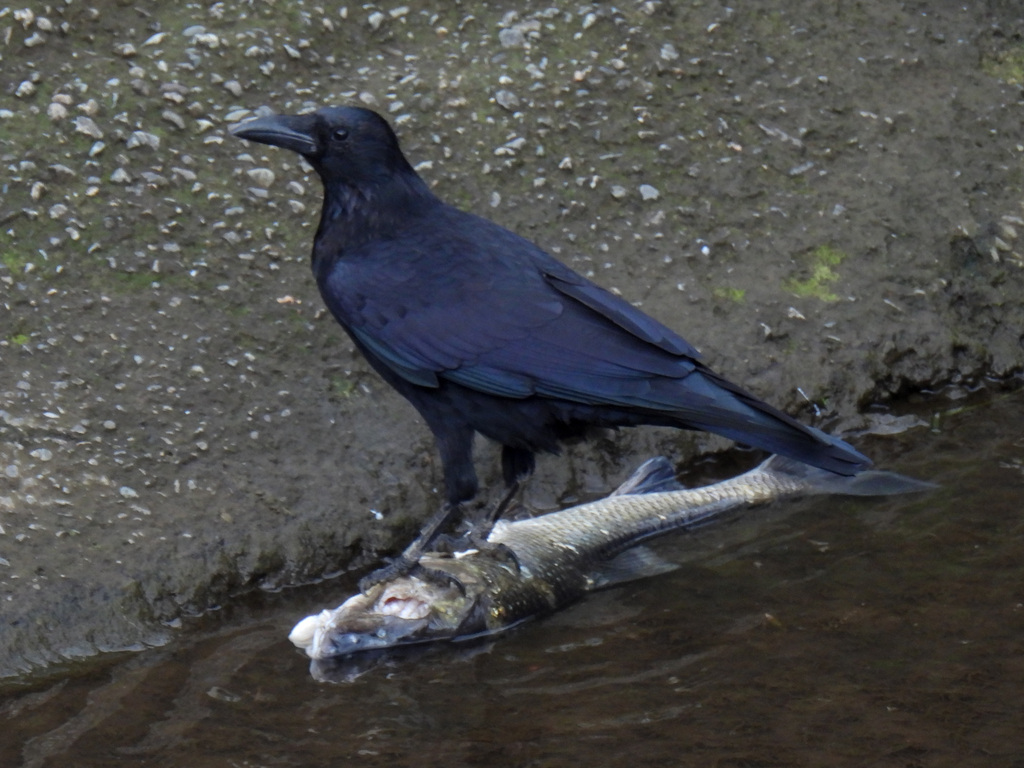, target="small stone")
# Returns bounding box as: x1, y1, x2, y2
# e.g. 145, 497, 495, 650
16, 80, 37, 98
639, 184, 660, 201
498, 27, 525, 48
47, 102, 68, 121
495, 137, 527, 156
788, 161, 814, 177
223, 80, 243, 97
110, 168, 131, 183
247, 168, 276, 187
25, 32, 47, 47
162, 110, 186, 130
103, 420, 117, 430
119, 486, 139, 499
193, 33, 220, 48
611, 185, 628, 199
170, 167, 197, 182
114, 42, 137, 58
126, 131, 160, 150
77, 99, 100, 116
14, 8, 35, 28
74, 115, 104, 139
660, 43, 679, 61
495, 89, 520, 111
368, 11, 386, 30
